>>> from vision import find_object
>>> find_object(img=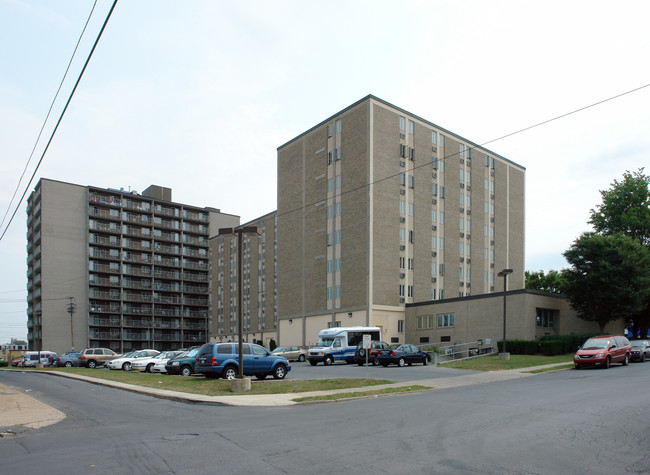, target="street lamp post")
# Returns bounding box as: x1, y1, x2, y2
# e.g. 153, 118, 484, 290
219, 226, 260, 392
498, 268, 513, 360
